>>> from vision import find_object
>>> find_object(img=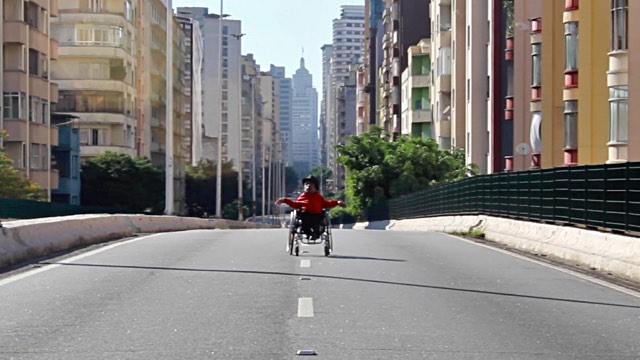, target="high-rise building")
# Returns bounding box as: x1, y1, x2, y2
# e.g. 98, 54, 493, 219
380, 0, 430, 137
136, 0, 189, 212
327, 5, 365, 190
2, 0, 60, 199
269, 65, 292, 167
52, 0, 138, 162
320, 44, 333, 168
401, 40, 431, 139
177, 7, 242, 171
177, 15, 204, 166
292, 57, 319, 178
362, 0, 384, 130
